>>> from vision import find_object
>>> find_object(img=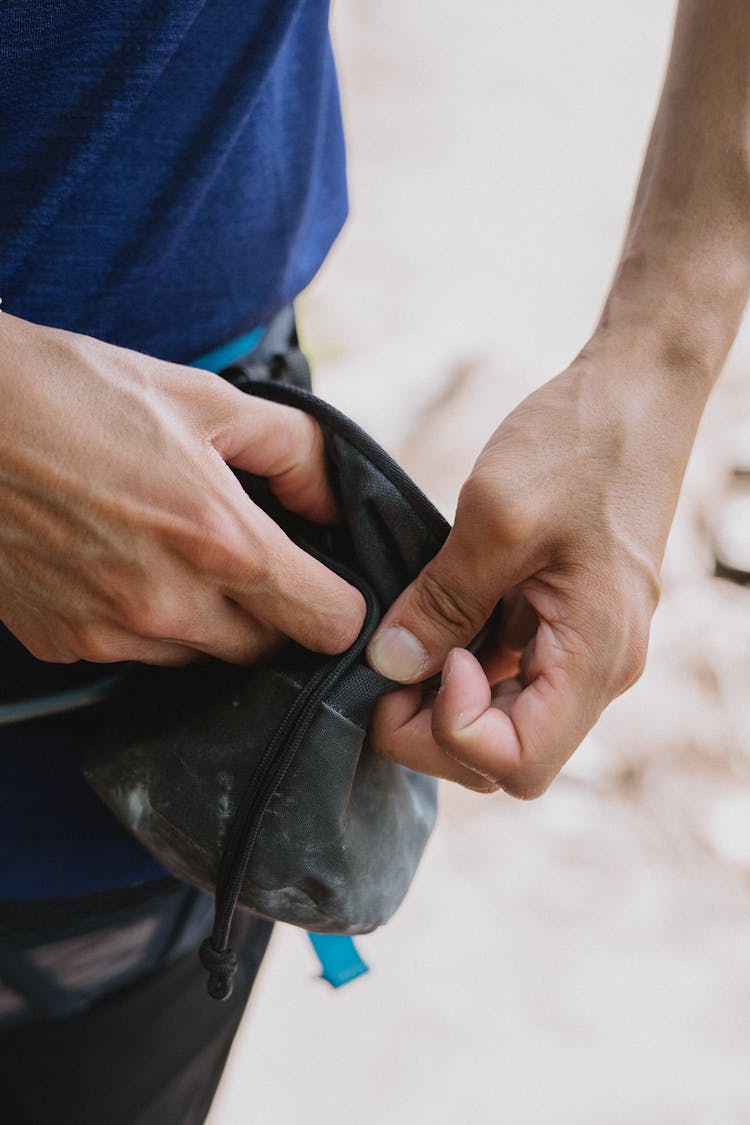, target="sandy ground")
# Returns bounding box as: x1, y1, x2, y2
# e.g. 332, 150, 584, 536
208, 3, 750, 1122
